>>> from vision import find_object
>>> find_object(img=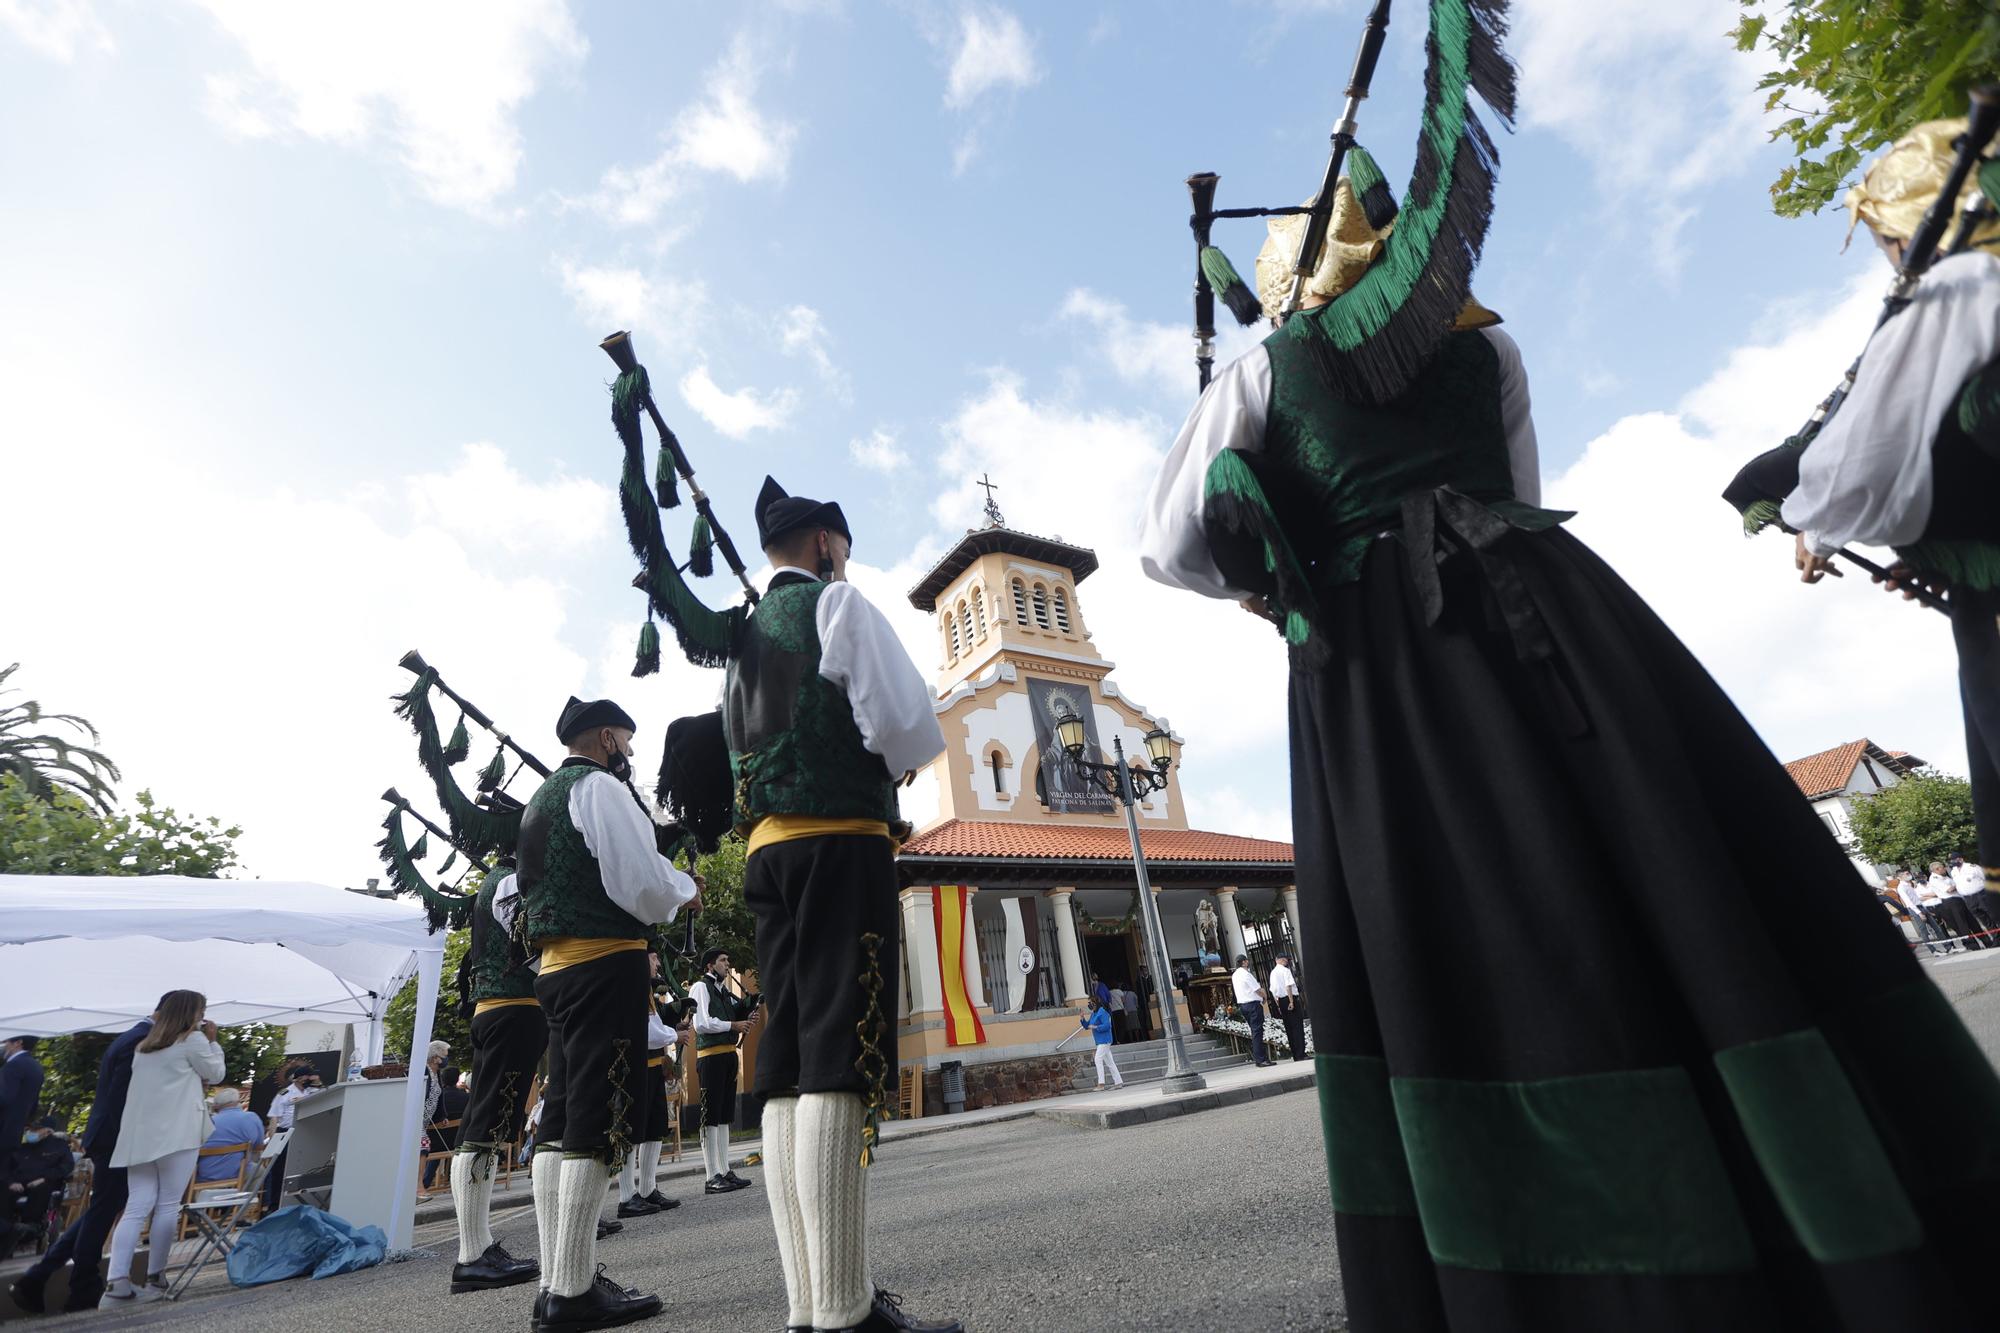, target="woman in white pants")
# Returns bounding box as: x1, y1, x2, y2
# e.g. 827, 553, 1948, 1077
102, 990, 226, 1307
